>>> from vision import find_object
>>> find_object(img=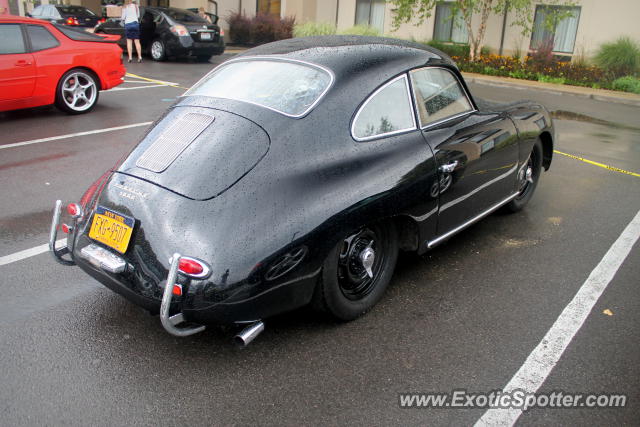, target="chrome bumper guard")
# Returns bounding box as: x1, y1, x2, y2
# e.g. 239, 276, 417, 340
49, 200, 75, 266
160, 252, 206, 337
